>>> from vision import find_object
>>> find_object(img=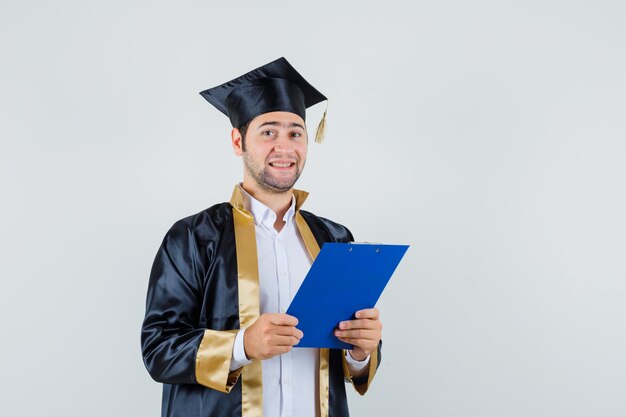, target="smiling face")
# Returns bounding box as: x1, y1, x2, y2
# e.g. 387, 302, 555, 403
232, 111, 308, 194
